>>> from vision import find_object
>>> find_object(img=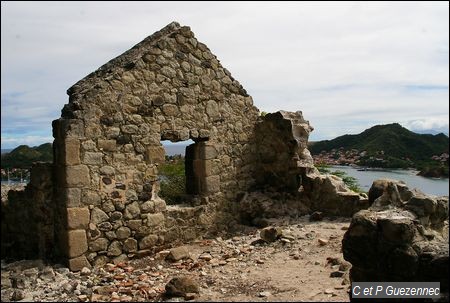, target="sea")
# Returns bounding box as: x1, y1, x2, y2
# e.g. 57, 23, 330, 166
330, 165, 449, 196
160, 144, 449, 196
